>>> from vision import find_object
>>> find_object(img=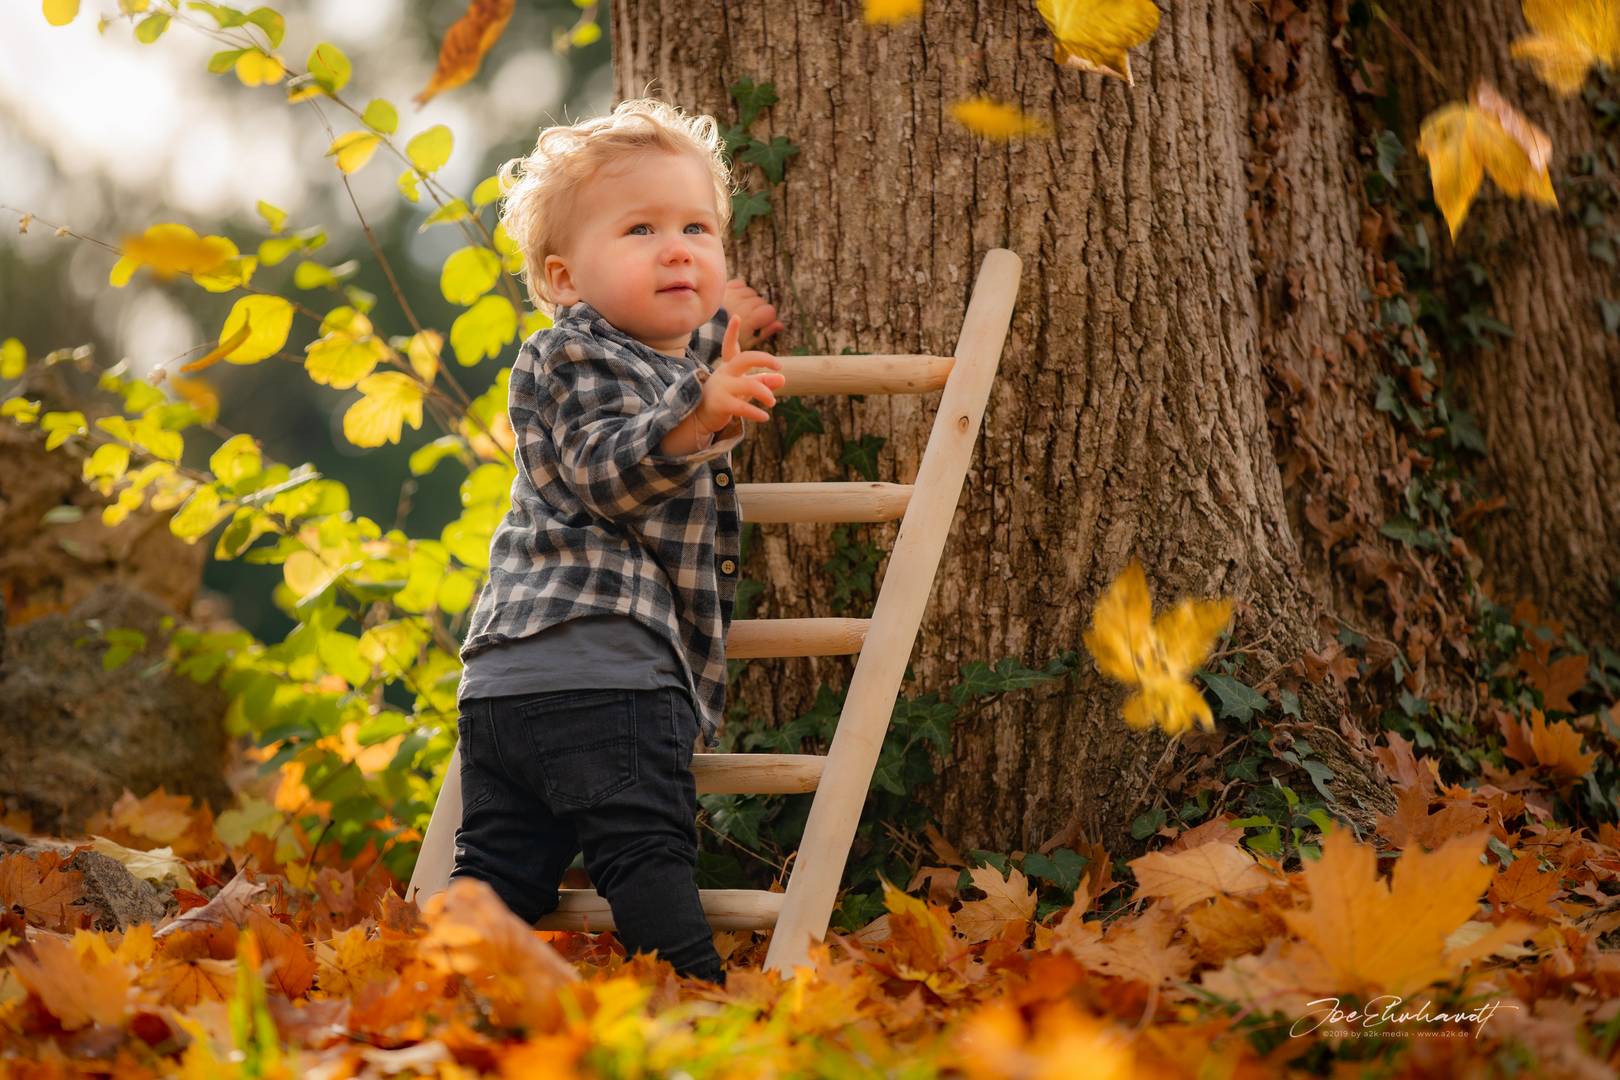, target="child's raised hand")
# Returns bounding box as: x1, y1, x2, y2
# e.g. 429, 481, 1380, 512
696, 315, 787, 433
723, 277, 787, 350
